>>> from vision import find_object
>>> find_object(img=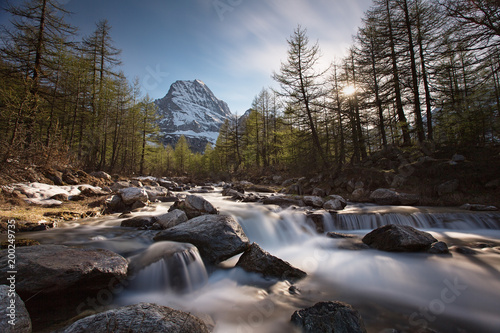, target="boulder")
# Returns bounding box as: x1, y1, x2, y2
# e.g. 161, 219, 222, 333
111, 181, 130, 191
236, 243, 307, 282
0, 245, 128, 298
79, 185, 108, 197
58, 303, 210, 333
118, 187, 148, 205
144, 186, 170, 201
291, 301, 367, 333
169, 195, 218, 219
105, 194, 126, 213
185, 195, 218, 214
90, 171, 112, 181
154, 215, 249, 265
303, 196, 324, 208
437, 179, 459, 196
324, 195, 347, 210
362, 225, 437, 252
351, 188, 367, 202
0, 285, 31, 333
155, 209, 188, 229
370, 189, 400, 205
121, 216, 155, 228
